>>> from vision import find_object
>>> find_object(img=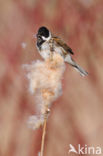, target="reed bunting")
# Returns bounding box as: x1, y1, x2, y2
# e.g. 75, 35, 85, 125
36, 26, 88, 76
